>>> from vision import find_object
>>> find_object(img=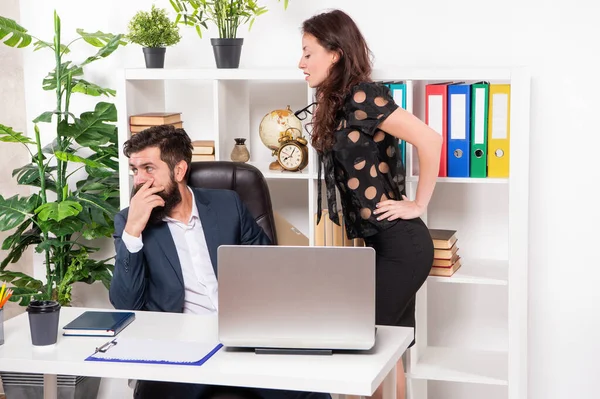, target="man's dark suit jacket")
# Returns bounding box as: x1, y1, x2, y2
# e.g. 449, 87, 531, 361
109, 186, 271, 312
